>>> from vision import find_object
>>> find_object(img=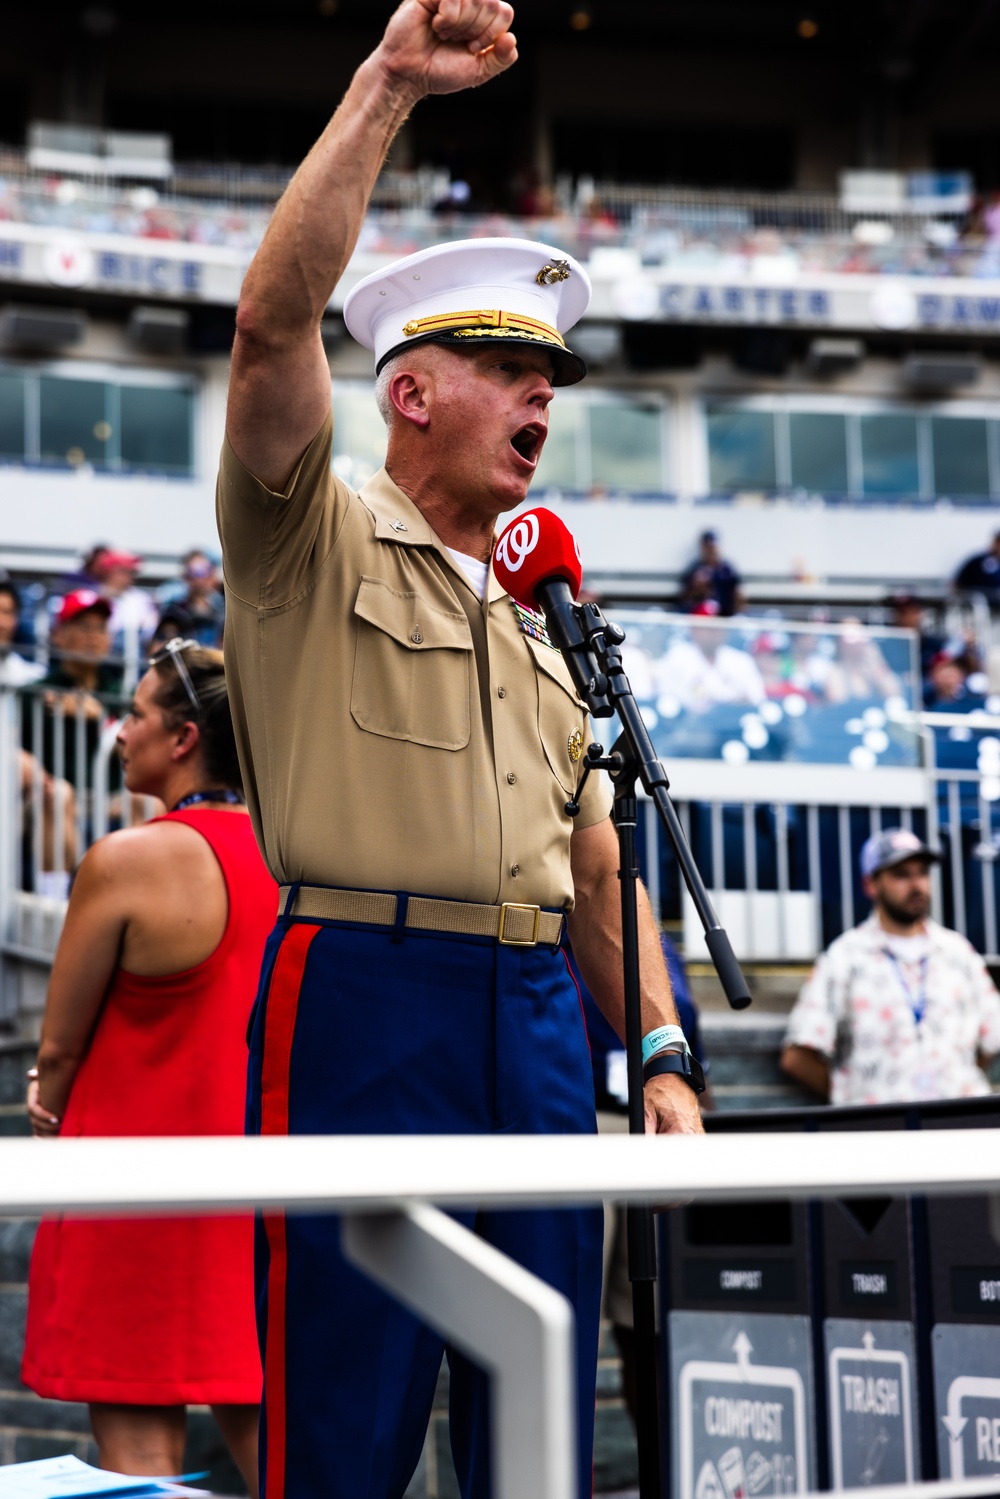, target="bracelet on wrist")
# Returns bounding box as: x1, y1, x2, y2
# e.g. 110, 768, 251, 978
641, 1024, 688, 1067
